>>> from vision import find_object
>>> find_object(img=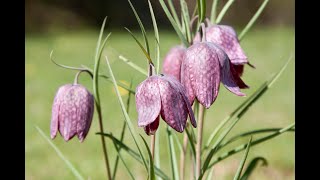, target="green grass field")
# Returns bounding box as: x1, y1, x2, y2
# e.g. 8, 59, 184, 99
26, 26, 294, 180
